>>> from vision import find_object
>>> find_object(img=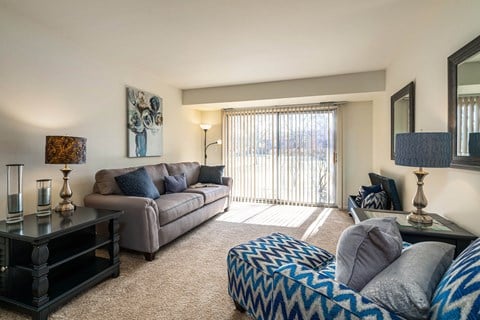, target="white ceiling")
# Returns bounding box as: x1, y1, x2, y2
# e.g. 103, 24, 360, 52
1, 0, 437, 89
